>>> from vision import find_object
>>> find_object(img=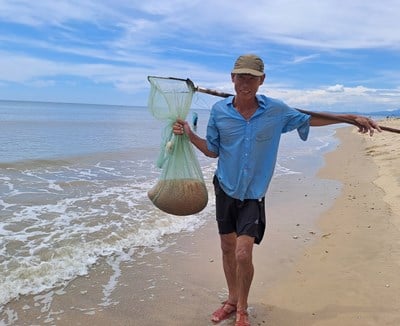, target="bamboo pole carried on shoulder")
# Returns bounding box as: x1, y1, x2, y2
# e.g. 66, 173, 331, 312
148, 76, 400, 134
195, 81, 400, 134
